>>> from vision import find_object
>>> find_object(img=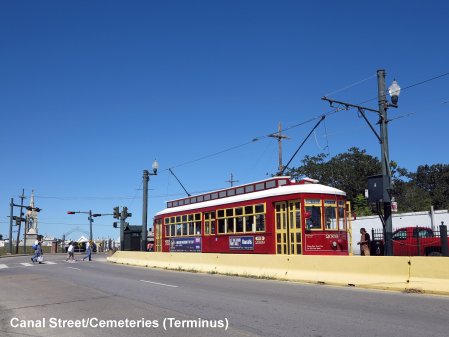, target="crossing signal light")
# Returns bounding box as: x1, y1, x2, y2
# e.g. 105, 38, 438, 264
67, 211, 76, 214
113, 222, 118, 228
